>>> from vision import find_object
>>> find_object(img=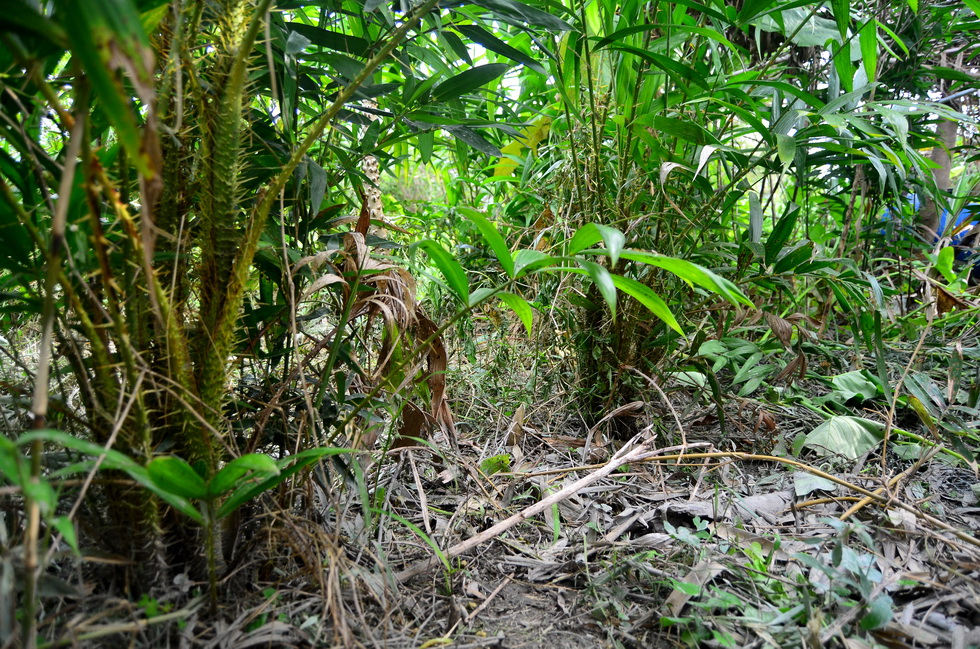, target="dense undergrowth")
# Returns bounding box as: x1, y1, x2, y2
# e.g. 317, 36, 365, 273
2, 0, 980, 647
